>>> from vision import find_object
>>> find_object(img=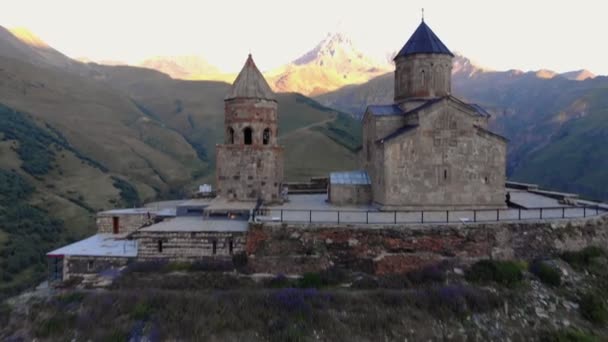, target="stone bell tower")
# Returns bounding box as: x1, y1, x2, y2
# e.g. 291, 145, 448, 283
215, 54, 284, 203
393, 19, 454, 102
